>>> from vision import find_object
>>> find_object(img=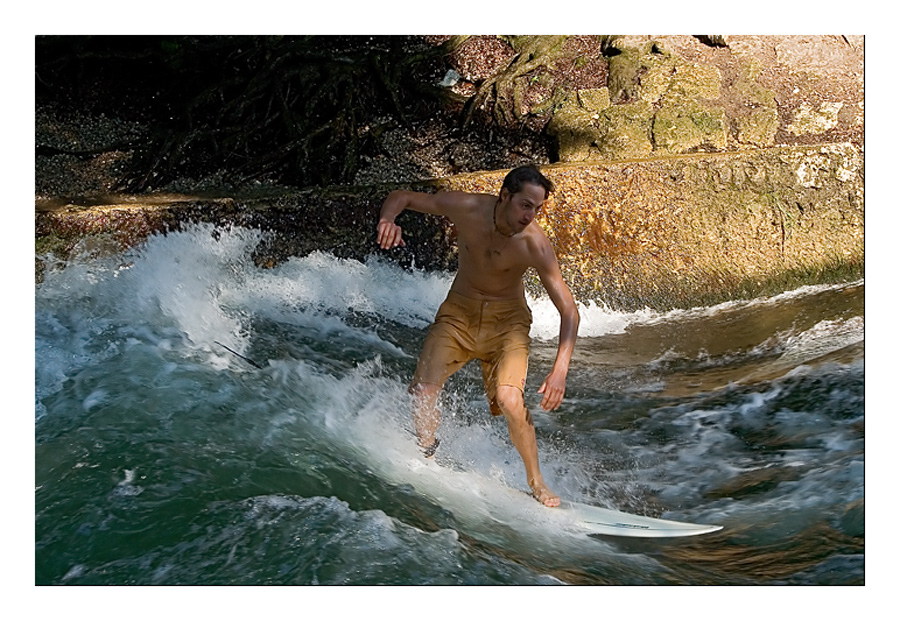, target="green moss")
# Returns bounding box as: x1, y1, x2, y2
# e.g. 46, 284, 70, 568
636, 60, 677, 104
664, 62, 721, 103
35, 232, 78, 260
723, 255, 862, 304
736, 107, 780, 147
607, 44, 676, 104
619, 254, 864, 312
607, 48, 645, 102
547, 93, 602, 161
653, 104, 727, 153
730, 58, 779, 147
594, 102, 654, 159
